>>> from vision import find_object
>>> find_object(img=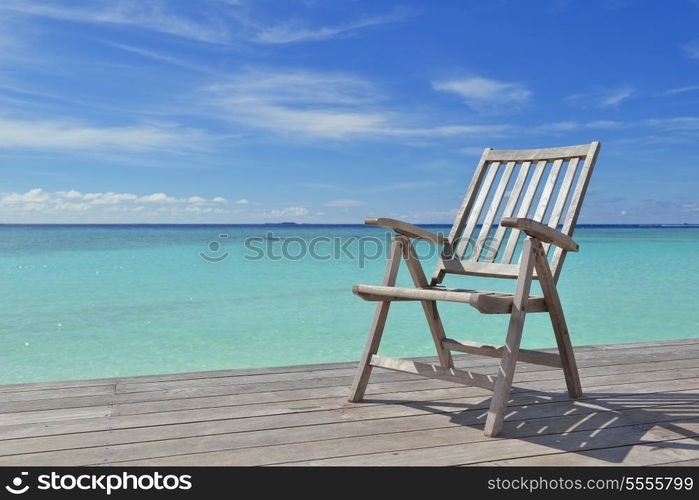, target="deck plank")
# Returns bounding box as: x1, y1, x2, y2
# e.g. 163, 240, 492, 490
0, 339, 696, 466
281, 419, 699, 466
0, 389, 693, 461
103, 397, 699, 467
3, 345, 698, 412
